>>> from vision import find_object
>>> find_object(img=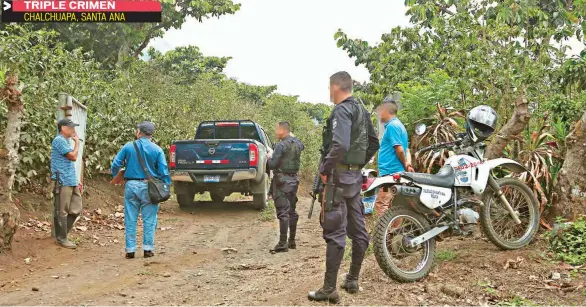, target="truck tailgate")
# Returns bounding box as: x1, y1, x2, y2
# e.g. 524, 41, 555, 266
174, 139, 254, 170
